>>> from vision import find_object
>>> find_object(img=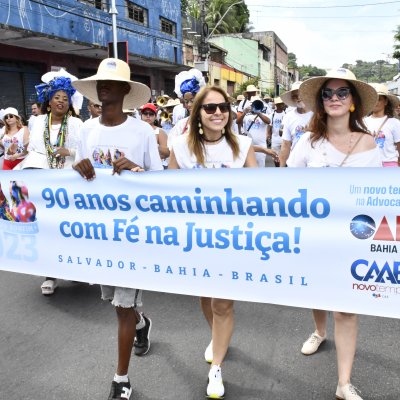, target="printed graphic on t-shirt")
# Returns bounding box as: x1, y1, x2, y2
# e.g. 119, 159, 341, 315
374, 131, 385, 149
193, 162, 231, 169
292, 125, 306, 148
92, 147, 126, 169
3, 137, 25, 155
